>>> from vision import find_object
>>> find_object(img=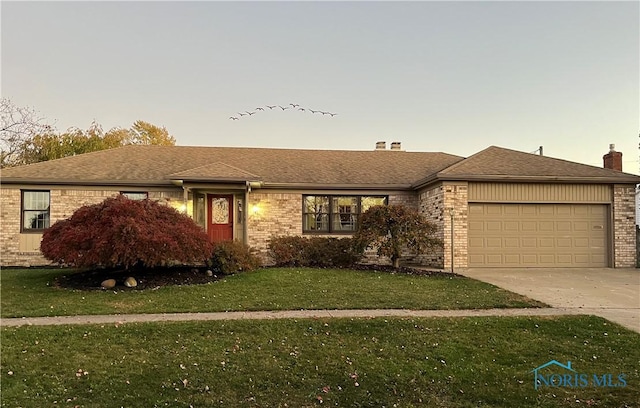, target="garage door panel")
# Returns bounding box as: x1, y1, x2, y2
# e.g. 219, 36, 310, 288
539, 238, 554, 248
573, 221, 588, 231
504, 237, 519, 248
504, 206, 519, 215
468, 203, 608, 267
504, 221, 519, 231
486, 238, 502, 248
540, 206, 556, 215
539, 221, 554, 231
556, 254, 573, 264
504, 254, 520, 263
